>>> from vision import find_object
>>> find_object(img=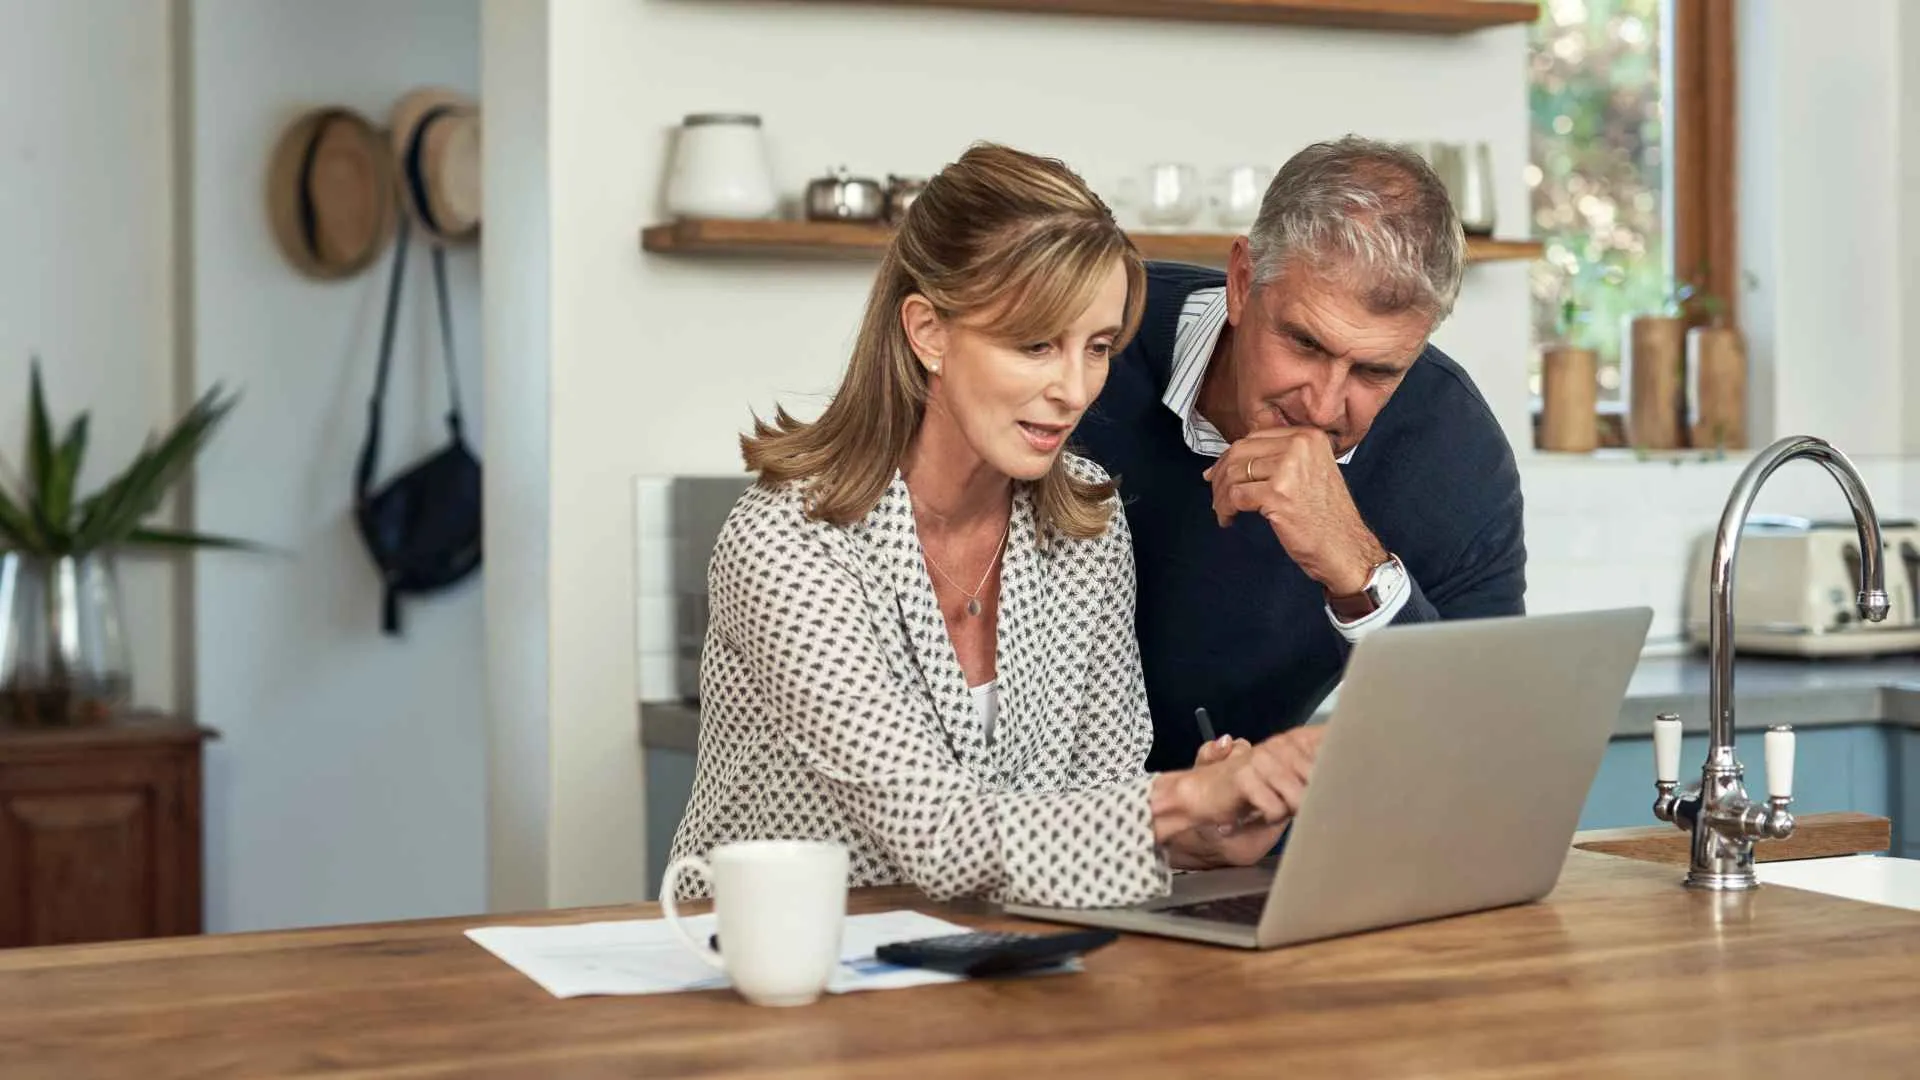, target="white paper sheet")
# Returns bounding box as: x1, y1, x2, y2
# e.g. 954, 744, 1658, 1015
464, 909, 972, 999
